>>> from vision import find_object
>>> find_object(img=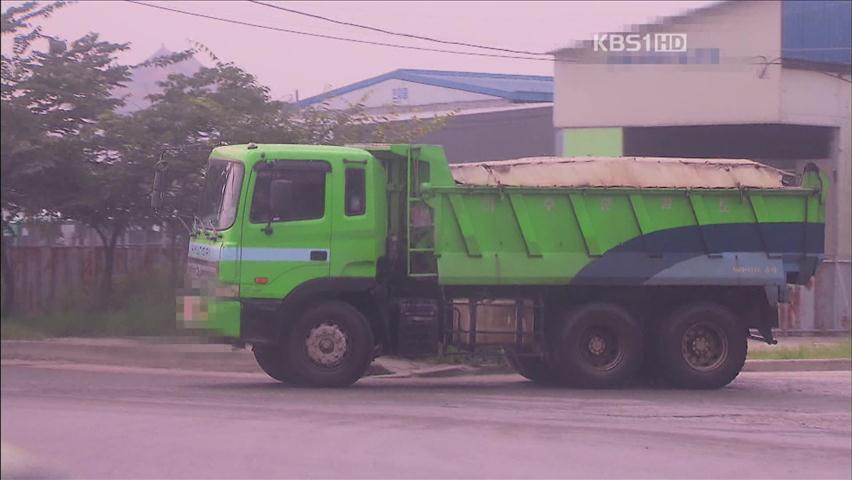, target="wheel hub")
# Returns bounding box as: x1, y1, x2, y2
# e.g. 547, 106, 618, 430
580, 327, 621, 370
694, 336, 710, 352
588, 335, 607, 356
682, 323, 727, 371
305, 323, 348, 367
